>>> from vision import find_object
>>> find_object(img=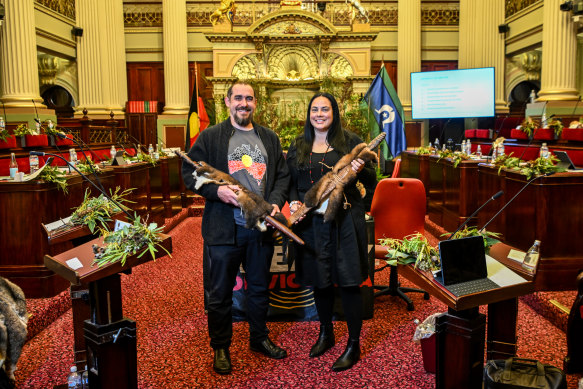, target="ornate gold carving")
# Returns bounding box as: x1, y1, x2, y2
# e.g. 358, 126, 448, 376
284, 23, 302, 34
210, 0, 236, 25
514, 51, 542, 81
329, 54, 354, 78
38, 54, 60, 87
35, 0, 75, 20
505, 0, 539, 18
265, 45, 319, 81
258, 20, 327, 36
346, 0, 369, 23
367, 6, 398, 26
232, 54, 261, 79
421, 3, 459, 26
